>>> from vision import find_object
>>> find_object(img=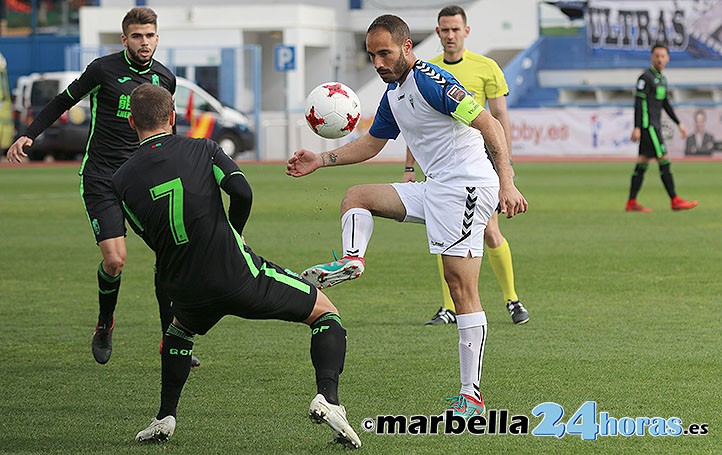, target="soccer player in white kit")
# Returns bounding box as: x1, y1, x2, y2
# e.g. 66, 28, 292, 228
287, 14, 527, 416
